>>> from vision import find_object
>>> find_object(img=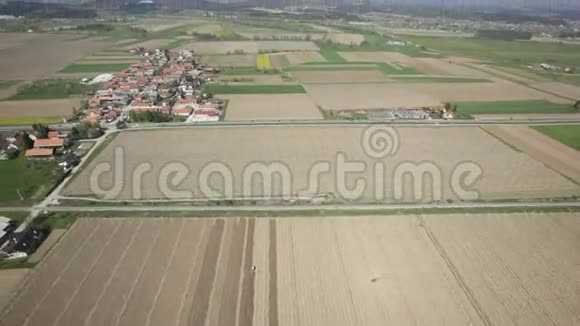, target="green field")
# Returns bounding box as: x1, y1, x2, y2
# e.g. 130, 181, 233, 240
7, 79, 94, 100
315, 32, 439, 57
0, 155, 56, 205
532, 125, 580, 150
319, 49, 346, 63
0, 116, 62, 126
391, 76, 491, 83
456, 100, 577, 115
376, 63, 418, 75
60, 63, 130, 73
205, 84, 306, 94
404, 36, 580, 67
